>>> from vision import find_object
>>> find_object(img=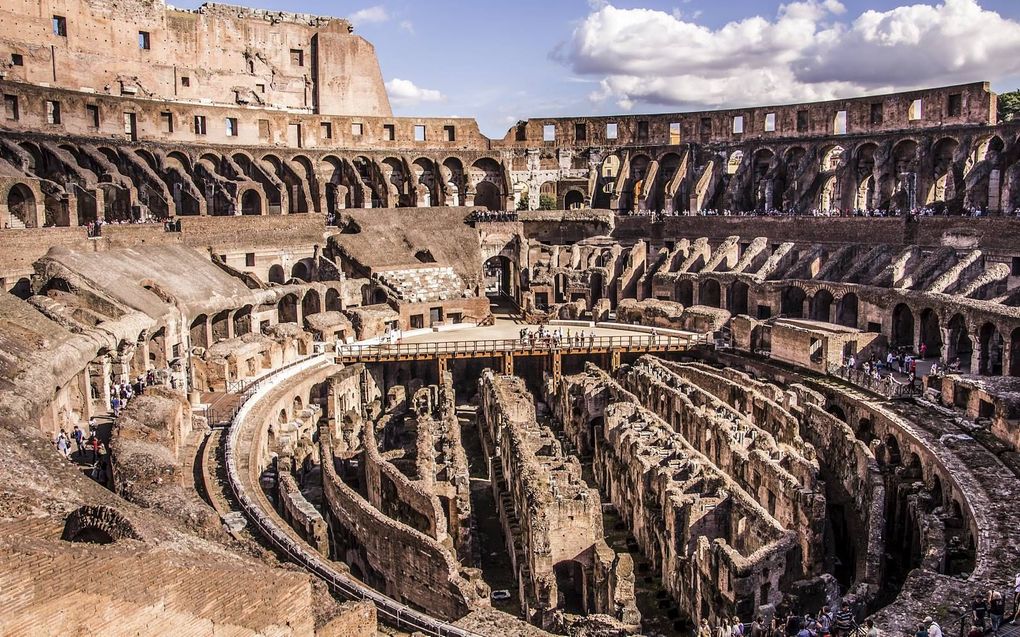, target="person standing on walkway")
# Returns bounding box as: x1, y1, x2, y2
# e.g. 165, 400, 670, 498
833, 603, 854, 637
990, 591, 1006, 634
55, 431, 70, 459
926, 616, 942, 637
